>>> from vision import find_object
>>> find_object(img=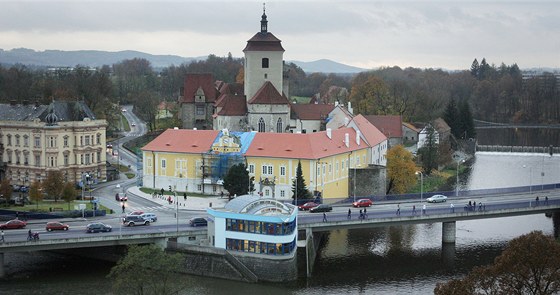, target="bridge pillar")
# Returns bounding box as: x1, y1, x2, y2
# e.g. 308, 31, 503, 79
0, 253, 4, 278
442, 221, 456, 244
305, 228, 316, 277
